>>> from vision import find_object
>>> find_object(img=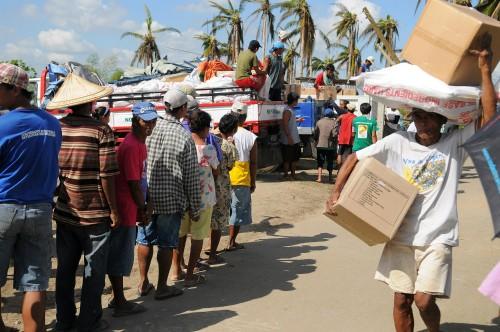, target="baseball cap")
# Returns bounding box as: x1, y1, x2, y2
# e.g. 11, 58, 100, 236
272, 41, 285, 50
278, 30, 288, 40
132, 102, 158, 121
186, 95, 199, 111
163, 89, 188, 109
248, 40, 262, 50
231, 100, 248, 115
366, 56, 375, 64
0, 63, 29, 90
323, 108, 334, 117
